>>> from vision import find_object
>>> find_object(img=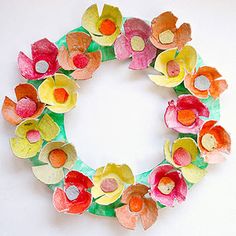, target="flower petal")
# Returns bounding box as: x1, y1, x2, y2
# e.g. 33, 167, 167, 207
81, 4, 100, 35
66, 32, 91, 54
38, 77, 56, 105
2, 96, 22, 125
140, 198, 158, 230
129, 41, 157, 70
10, 137, 42, 158
65, 171, 93, 190
15, 119, 38, 138
181, 164, 206, 183
71, 51, 101, 80
32, 164, 64, 184
58, 46, 77, 70
115, 205, 138, 230
38, 114, 60, 141
114, 34, 131, 60
61, 143, 77, 169
210, 79, 228, 99
15, 84, 38, 103
204, 150, 226, 164
175, 23, 191, 50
